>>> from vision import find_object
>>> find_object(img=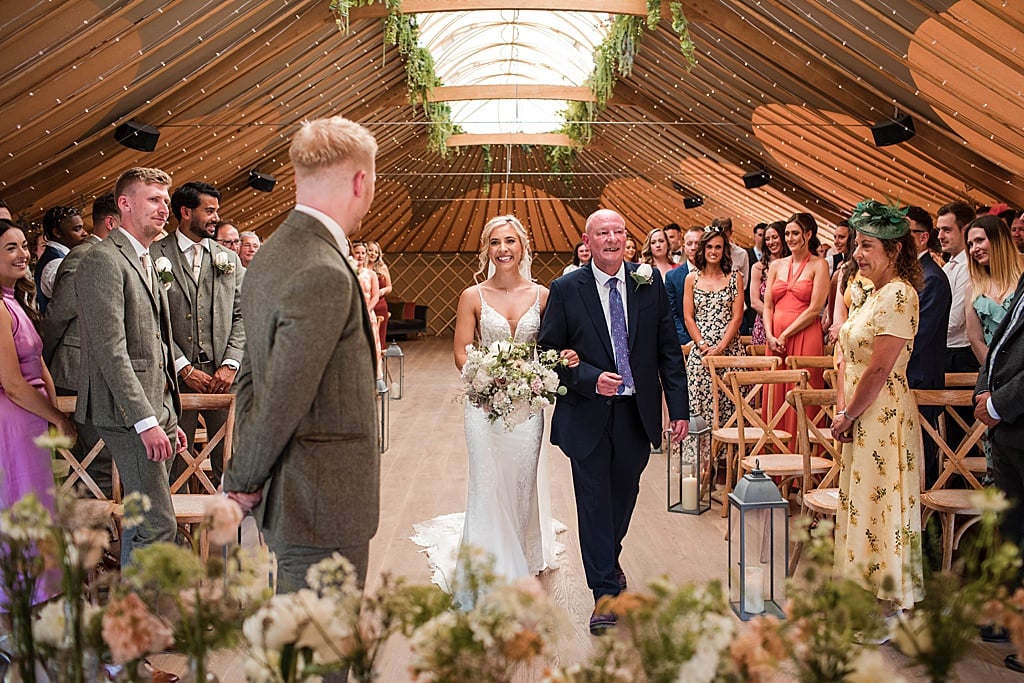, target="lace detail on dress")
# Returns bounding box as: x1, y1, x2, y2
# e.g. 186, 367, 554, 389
477, 284, 541, 346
